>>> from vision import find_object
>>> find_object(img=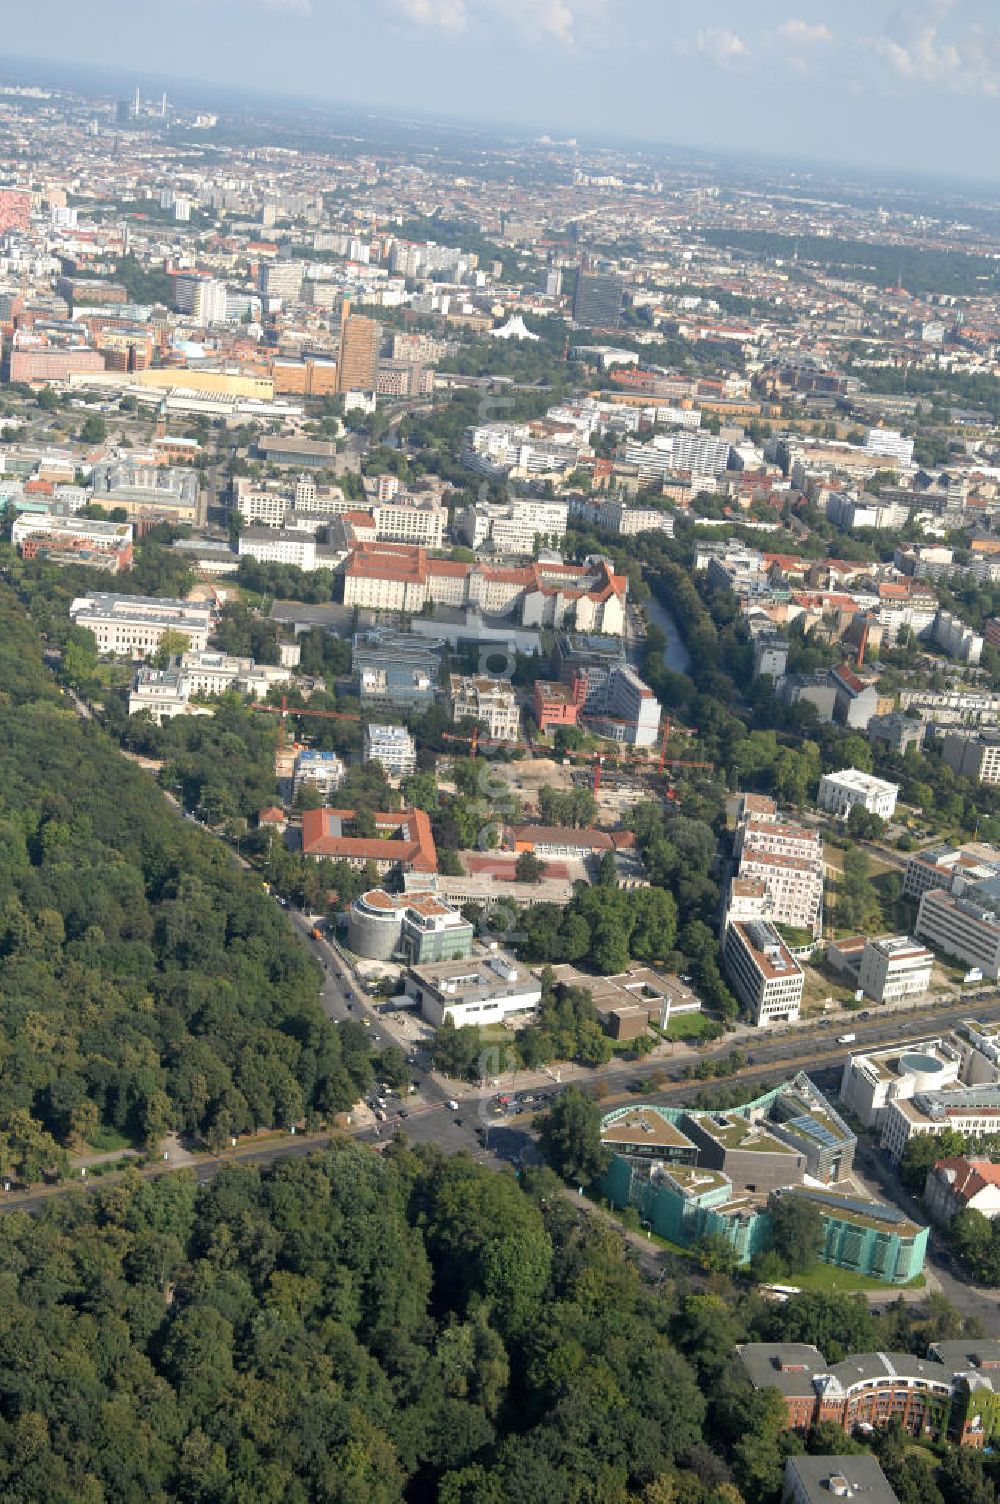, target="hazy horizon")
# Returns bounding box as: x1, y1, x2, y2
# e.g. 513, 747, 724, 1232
3, 1, 1000, 186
